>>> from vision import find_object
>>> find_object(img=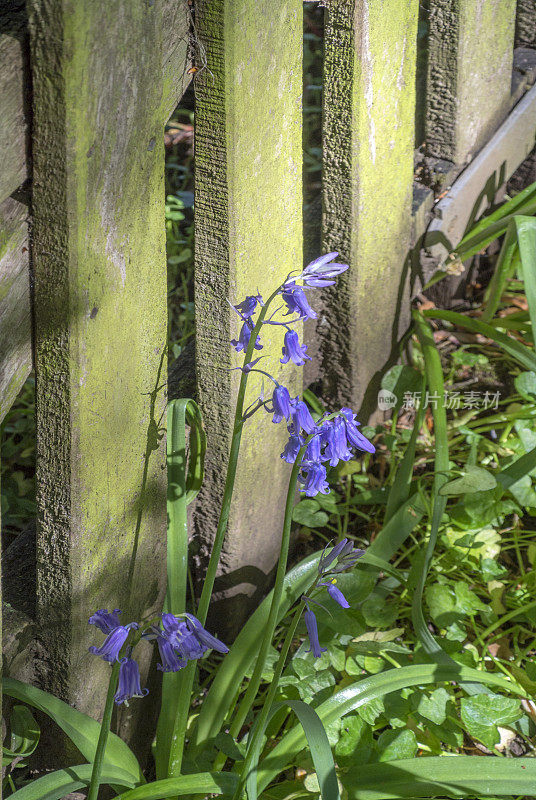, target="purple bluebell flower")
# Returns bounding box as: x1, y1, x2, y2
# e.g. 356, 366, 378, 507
156, 636, 187, 673
299, 462, 330, 497
114, 657, 148, 705
331, 545, 366, 573
304, 607, 327, 658
281, 329, 311, 367
281, 283, 317, 320
305, 432, 323, 463
161, 613, 206, 660
186, 614, 229, 654
89, 624, 136, 663
324, 417, 353, 466
321, 581, 350, 609
281, 433, 304, 464
318, 538, 352, 574
298, 253, 349, 287
233, 294, 263, 319
291, 400, 317, 435
231, 321, 263, 354
272, 384, 292, 423
341, 407, 375, 454
89, 608, 121, 634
